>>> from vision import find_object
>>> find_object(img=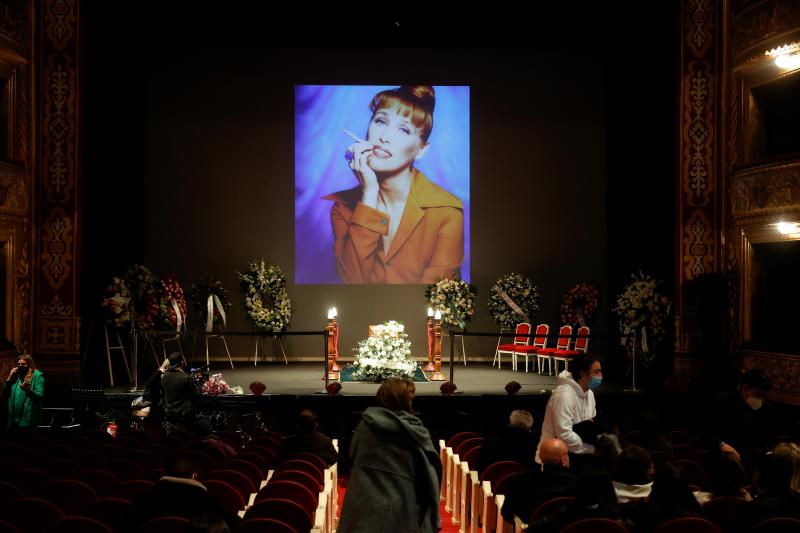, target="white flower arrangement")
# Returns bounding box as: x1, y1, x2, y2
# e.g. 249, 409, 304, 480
238, 259, 292, 333
613, 271, 671, 368
487, 273, 541, 329
425, 277, 477, 330
351, 320, 417, 382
